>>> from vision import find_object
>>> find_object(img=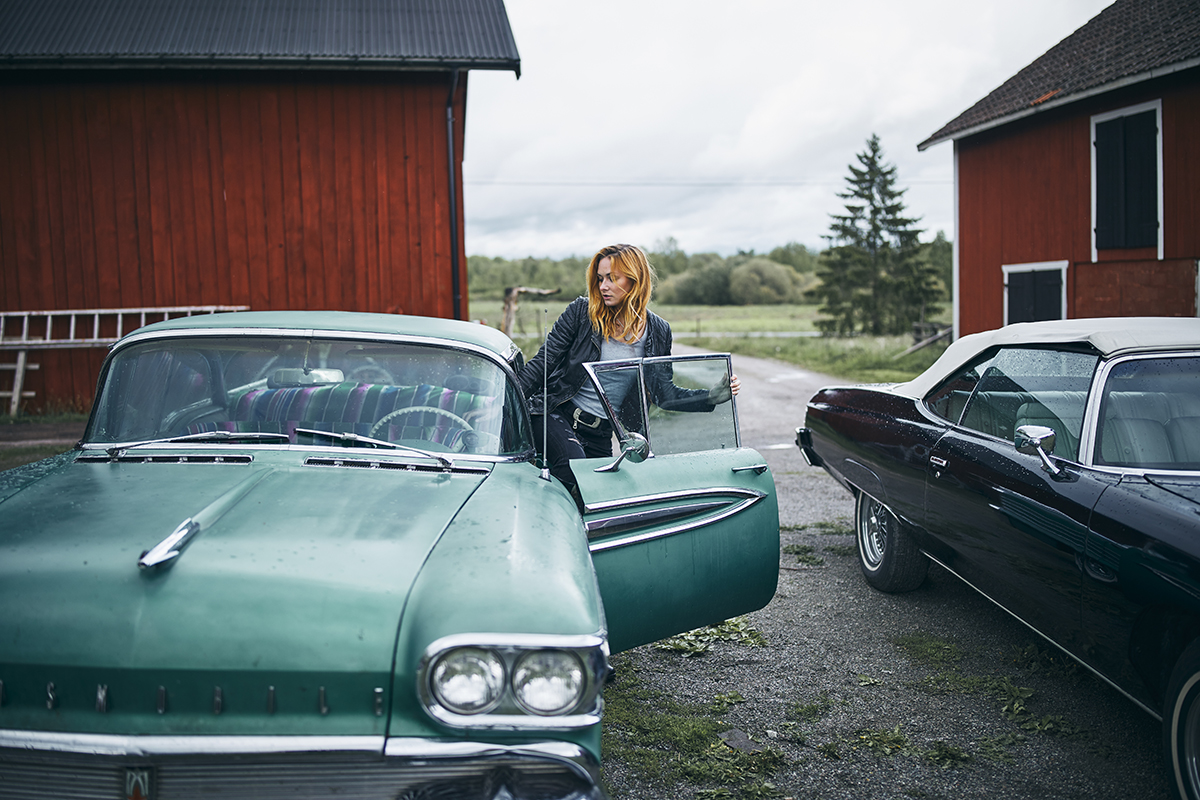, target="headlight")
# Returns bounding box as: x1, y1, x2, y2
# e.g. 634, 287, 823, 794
511, 650, 585, 715
430, 647, 506, 714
